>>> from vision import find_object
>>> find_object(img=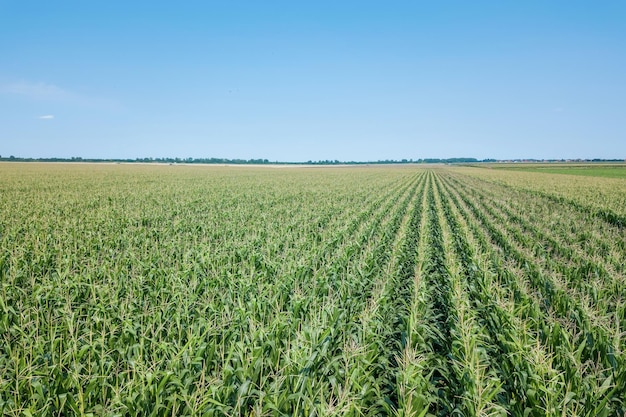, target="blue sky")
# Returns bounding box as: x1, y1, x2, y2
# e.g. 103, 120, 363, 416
1, 1, 625, 161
